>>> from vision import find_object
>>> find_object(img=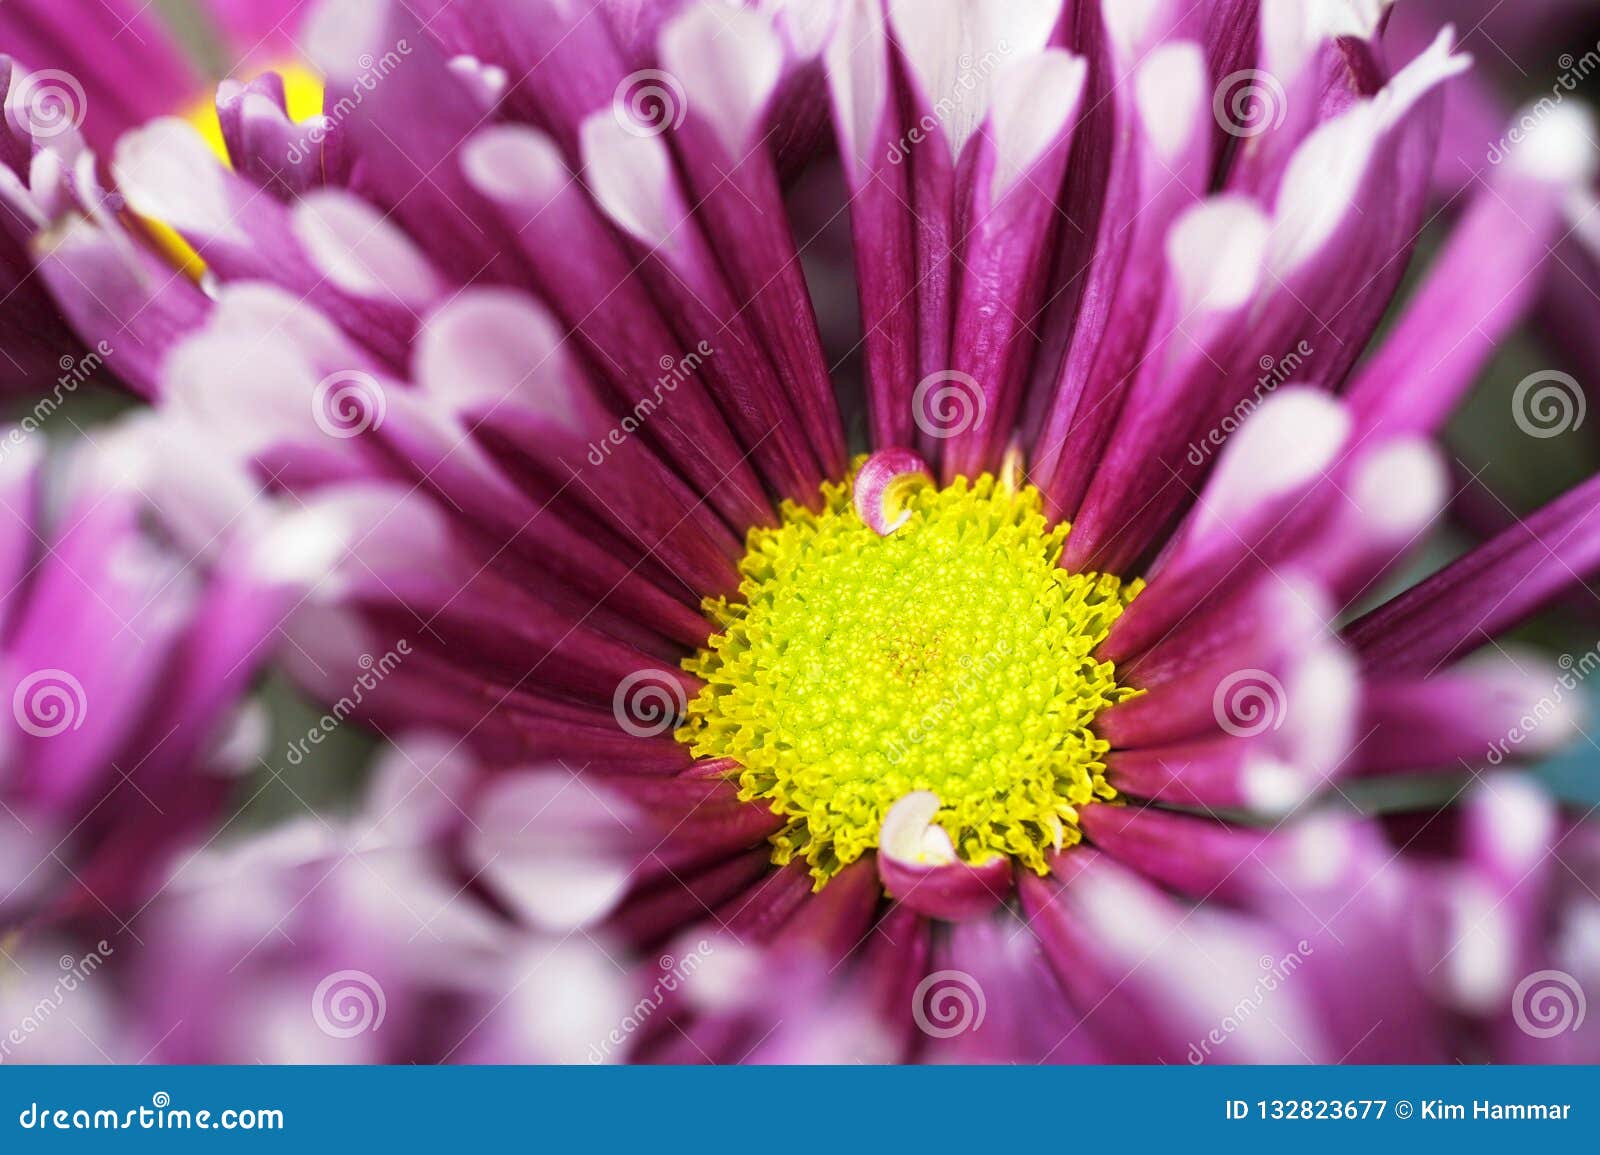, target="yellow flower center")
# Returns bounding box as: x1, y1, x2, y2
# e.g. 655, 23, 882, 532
679, 469, 1141, 887
147, 63, 325, 278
